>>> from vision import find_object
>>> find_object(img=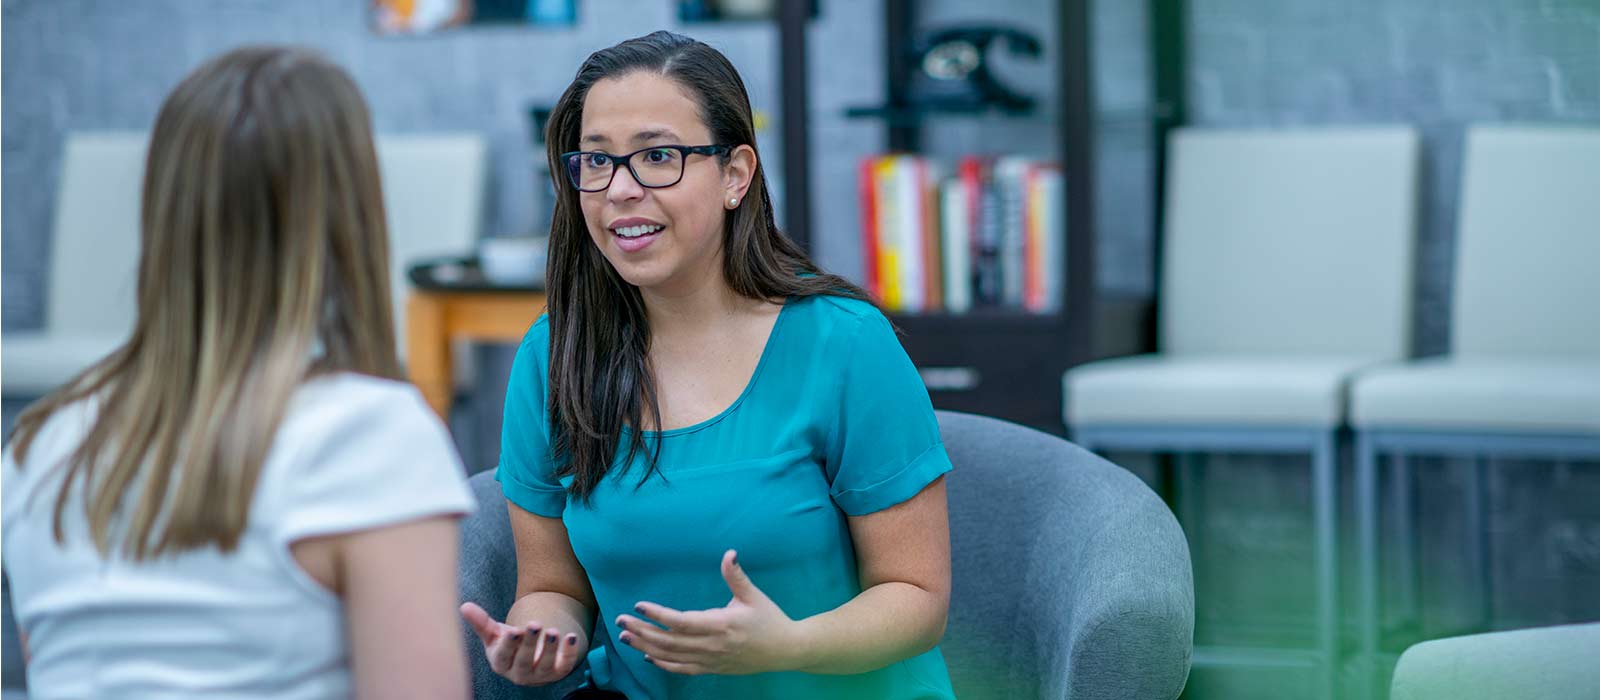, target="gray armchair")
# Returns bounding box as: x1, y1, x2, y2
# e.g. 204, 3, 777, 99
457, 410, 1194, 699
